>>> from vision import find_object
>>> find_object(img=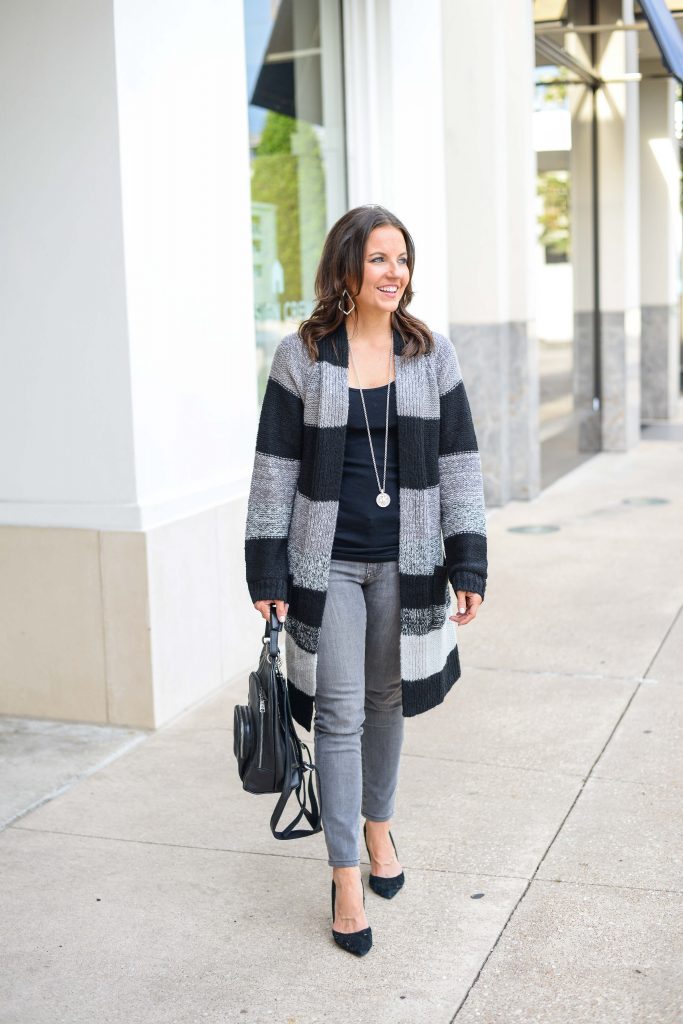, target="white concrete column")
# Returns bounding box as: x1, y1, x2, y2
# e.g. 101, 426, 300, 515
0, 0, 258, 533
0, 0, 261, 727
0, 0, 133, 525
442, 0, 540, 505
342, 0, 450, 331
594, 0, 642, 450
639, 65, 681, 419
114, 0, 257, 526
